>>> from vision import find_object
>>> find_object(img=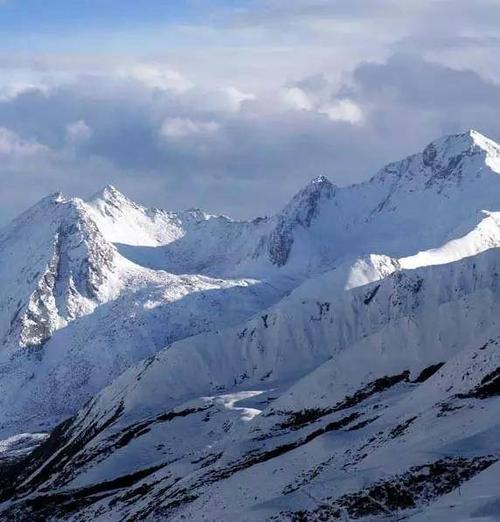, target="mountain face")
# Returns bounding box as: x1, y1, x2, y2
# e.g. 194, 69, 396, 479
1, 130, 500, 520
0, 187, 288, 437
